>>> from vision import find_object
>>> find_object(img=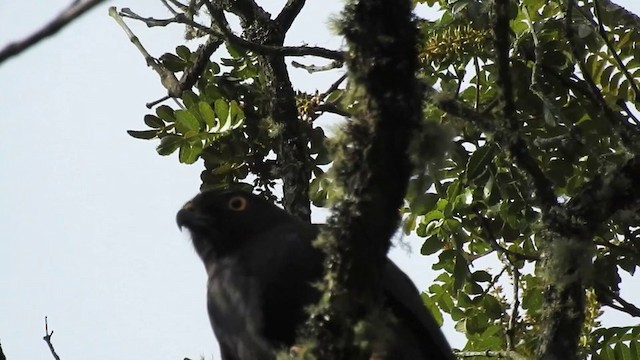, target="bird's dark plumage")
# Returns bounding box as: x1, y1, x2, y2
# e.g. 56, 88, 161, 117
177, 189, 454, 360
